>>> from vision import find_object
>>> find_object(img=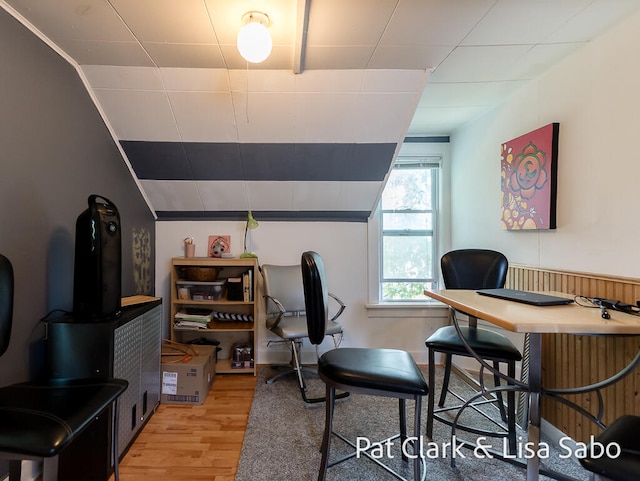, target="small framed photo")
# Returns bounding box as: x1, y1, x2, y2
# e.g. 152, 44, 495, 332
208, 235, 231, 258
